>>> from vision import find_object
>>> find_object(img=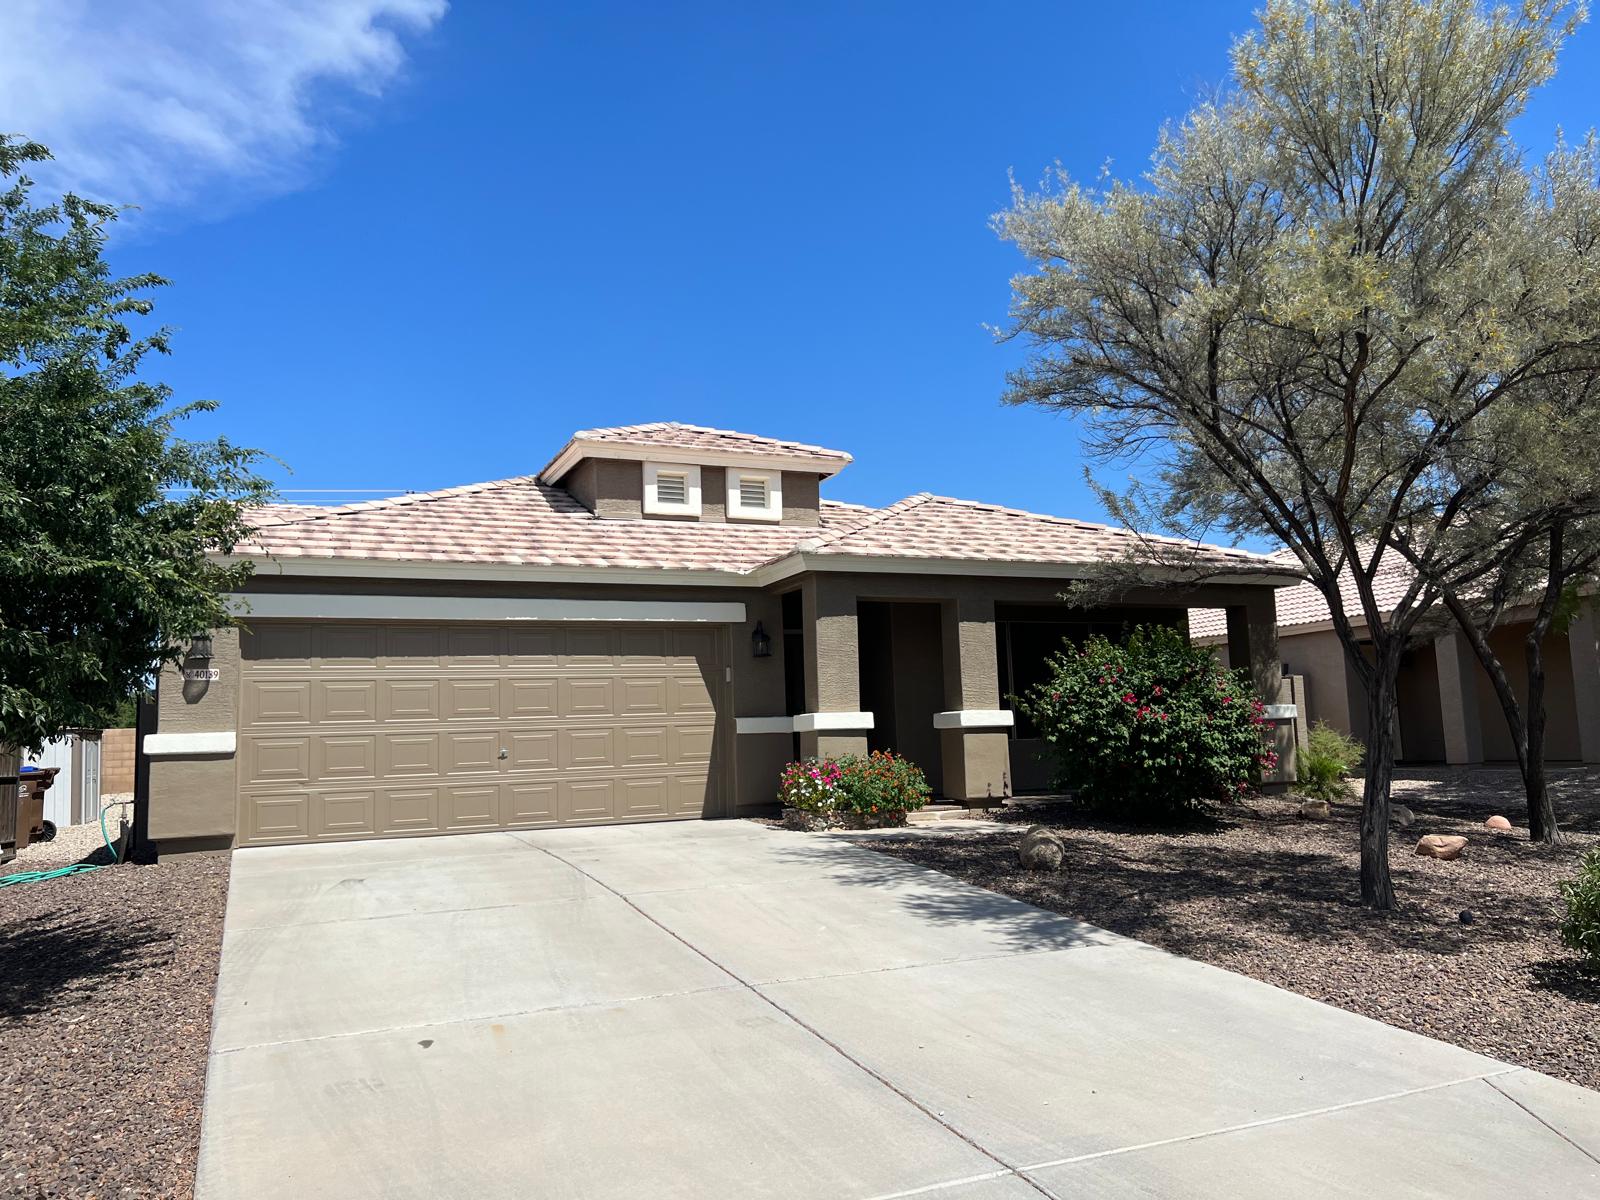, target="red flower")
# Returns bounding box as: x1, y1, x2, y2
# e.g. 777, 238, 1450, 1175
1122, 693, 1136, 704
